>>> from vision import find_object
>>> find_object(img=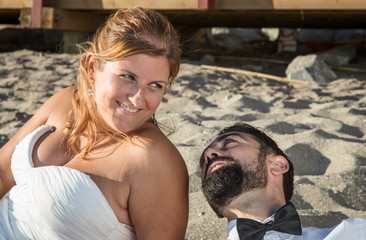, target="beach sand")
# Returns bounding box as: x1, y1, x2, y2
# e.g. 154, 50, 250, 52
0, 49, 365, 239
